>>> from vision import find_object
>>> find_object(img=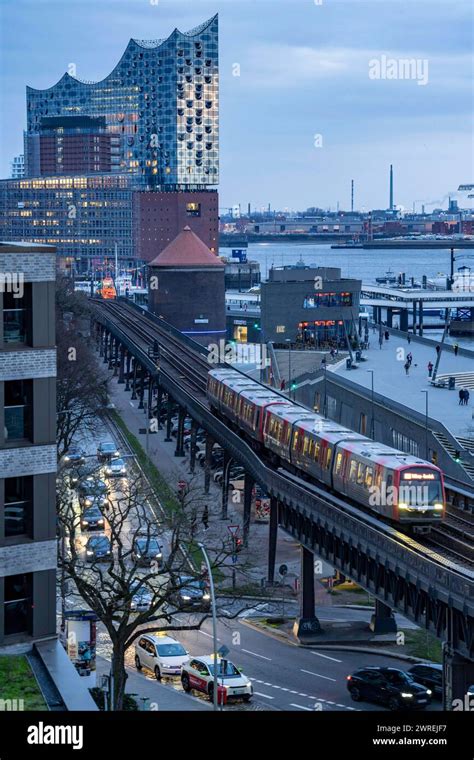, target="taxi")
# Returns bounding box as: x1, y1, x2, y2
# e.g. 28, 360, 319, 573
181, 655, 253, 702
